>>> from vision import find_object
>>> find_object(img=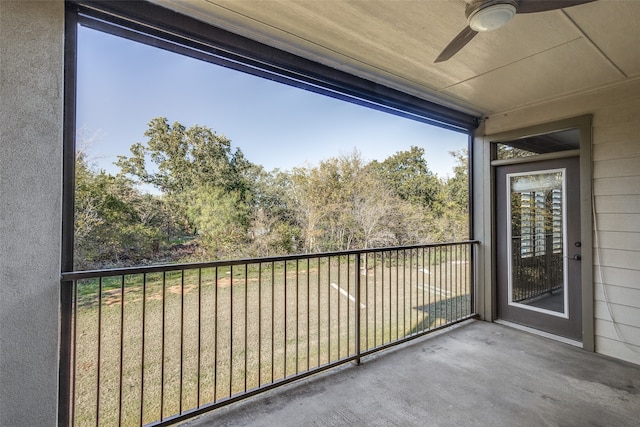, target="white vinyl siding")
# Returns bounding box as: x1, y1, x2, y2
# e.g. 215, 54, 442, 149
592, 89, 640, 363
